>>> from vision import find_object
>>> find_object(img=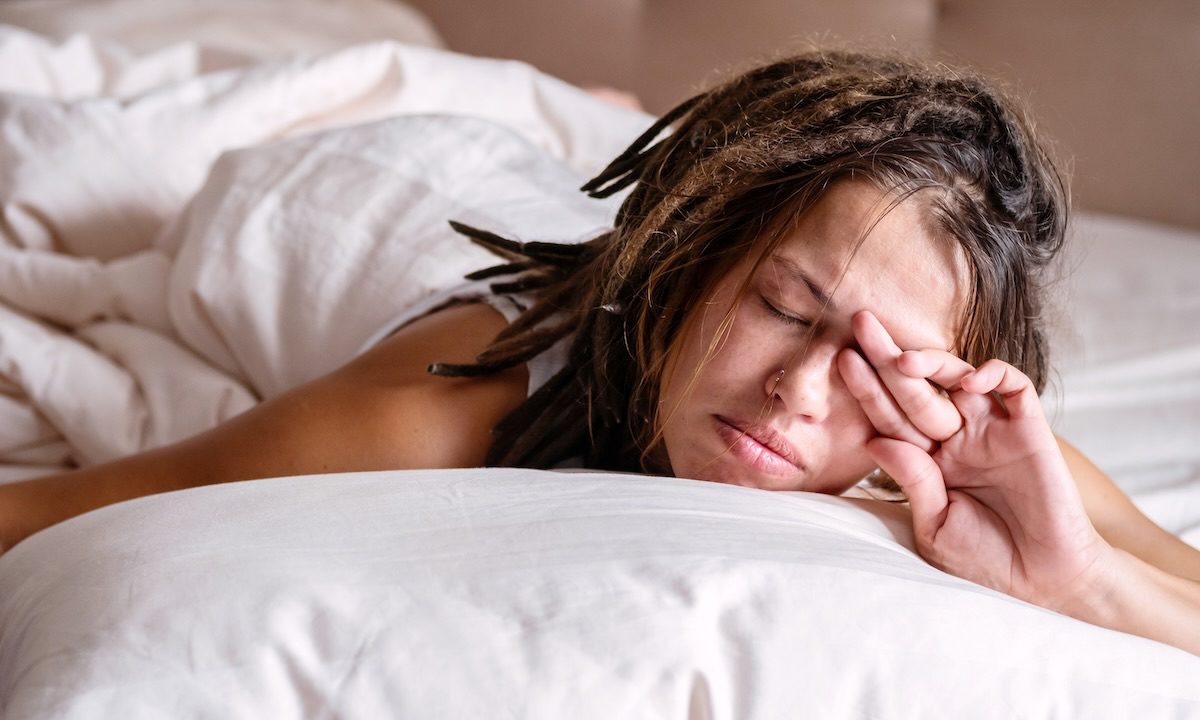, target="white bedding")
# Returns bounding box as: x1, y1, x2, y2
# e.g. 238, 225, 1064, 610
2, 469, 1198, 719
0, 24, 647, 471
0, 0, 443, 89
1042, 214, 1200, 541
0, 8, 1198, 717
